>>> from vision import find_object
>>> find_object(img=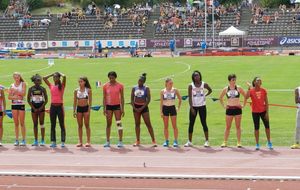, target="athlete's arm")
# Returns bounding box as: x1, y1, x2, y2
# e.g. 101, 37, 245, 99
88, 88, 92, 112
295, 88, 300, 104
160, 90, 164, 117
219, 87, 227, 109
204, 83, 212, 96
130, 87, 135, 108
42, 87, 48, 108
73, 90, 77, 118
1, 90, 6, 115
102, 87, 106, 116
176, 89, 182, 111
238, 86, 247, 108
27, 87, 34, 110
43, 73, 54, 87
188, 84, 193, 108
59, 72, 66, 87
120, 85, 125, 117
